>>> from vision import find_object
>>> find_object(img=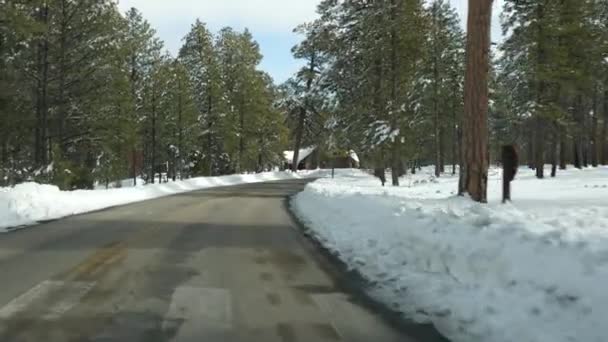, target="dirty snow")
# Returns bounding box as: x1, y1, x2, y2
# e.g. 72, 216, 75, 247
292, 166, 608, 342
